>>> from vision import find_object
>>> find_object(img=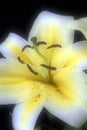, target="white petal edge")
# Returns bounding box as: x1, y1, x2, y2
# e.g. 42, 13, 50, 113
45, 68, 87, 128
68, 17, 87, 38
0, 33, 27, 59
12, 100, 43, 130
45, 102, 87, 128
28, 11, 74, 46
68, 41, 87, 70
